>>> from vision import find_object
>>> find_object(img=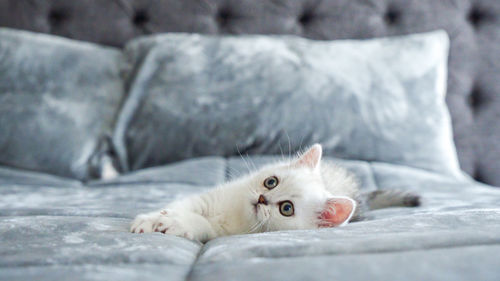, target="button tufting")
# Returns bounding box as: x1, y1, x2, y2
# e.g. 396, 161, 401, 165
468, 7, 484, 27
472, 166, 484, 183
298, 12, 314, 25
133, 10, 149, 26
384, 7, 399, 25
216, 8, 231, 27
467, 85, 483, 113
48, 9, 67, 26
